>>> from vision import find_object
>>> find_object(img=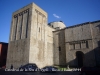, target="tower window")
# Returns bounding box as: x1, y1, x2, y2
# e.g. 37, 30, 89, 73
59, 46, 61, 51
39, 27, 40, 32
